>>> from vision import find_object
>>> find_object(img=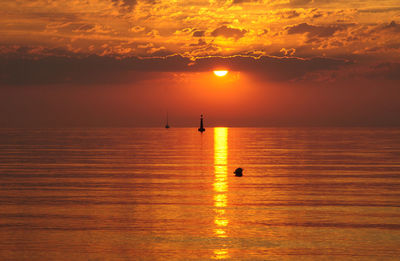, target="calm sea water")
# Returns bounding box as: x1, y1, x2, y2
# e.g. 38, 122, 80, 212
1, 128, 400, 260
